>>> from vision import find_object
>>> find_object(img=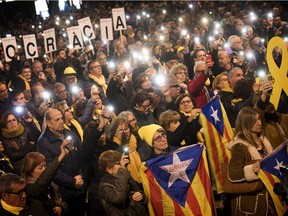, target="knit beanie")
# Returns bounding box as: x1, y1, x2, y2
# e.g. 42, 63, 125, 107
138, 124, 163, 146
